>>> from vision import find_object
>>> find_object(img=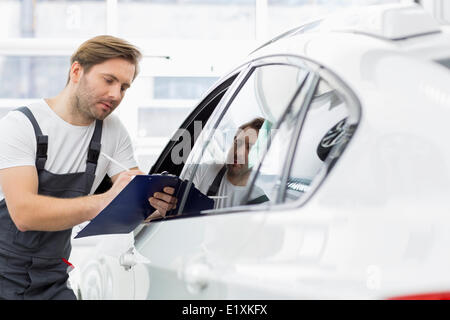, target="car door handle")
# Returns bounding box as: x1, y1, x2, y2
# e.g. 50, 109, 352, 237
182, 261, 212, 294
119, 247, 151, 271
